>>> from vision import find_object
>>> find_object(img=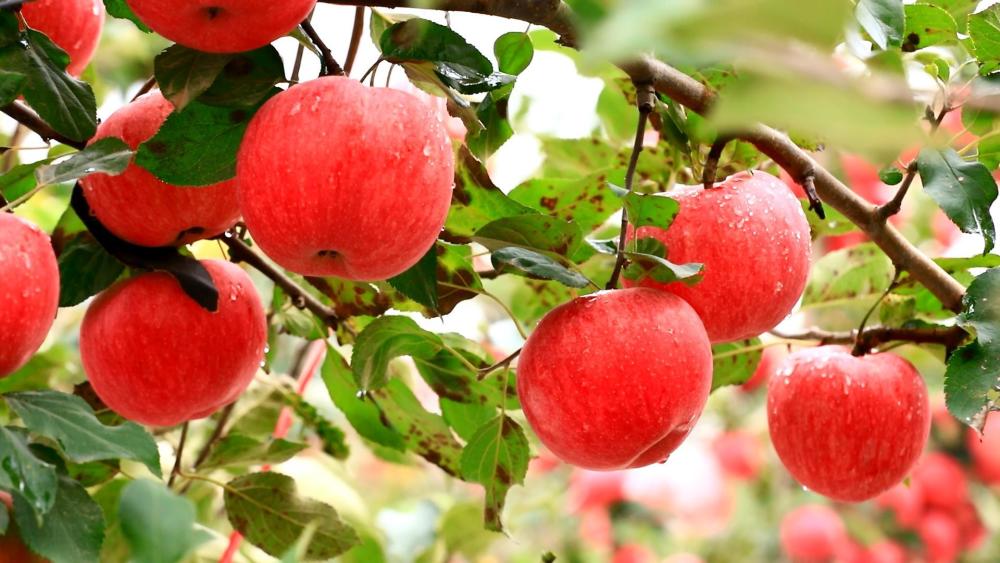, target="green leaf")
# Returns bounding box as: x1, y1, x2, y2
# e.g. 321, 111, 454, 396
623, 237, 703, 285
135, 99, 261, 186
388, 246, 439, 311
623, 191, 679, 230
968, 5, 1000, 74
441, 400, 497, 442
460, 415, 529, 531
321, 346, 406, 450
802, 243, 895, 306
351, 316, 443, 391
13, 476, 104, 563
466, 91, 513, 160
979, 132, 1000, 170
711, 339, 764, 390
494, 32, 534, 75
380, 18, 493, 75
918, 147, 998, 253
903, 4, 958, 50
491, 247, 591, 288
224, 472, 359, 560
56, 232, 126, 307
120, 480, 211, 563
944, 341, 999, 432
153, 45, 233, 111
879, 166, 904, 185
103, 0, 152, 32
445, 149, 536, 238
5, 390, 162, 477
435, 242, 483, 315
199, 434, 307, 471
509, 171, 625, 234
435, 62, 516, 95
0, 29, 97, 142
961, 106, 996, 136
857, 0, 905, 49
959, 268, 1000, 346
199, 46, 286, 108
0, 426, 57, 519
371, 379, 464, 476
439, 502, 501, 558
0, 68, 25, 106
37, 137, 133, 186
0, 502, 7, 534
474, 214, 583, 258
0, 158, 56, 203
